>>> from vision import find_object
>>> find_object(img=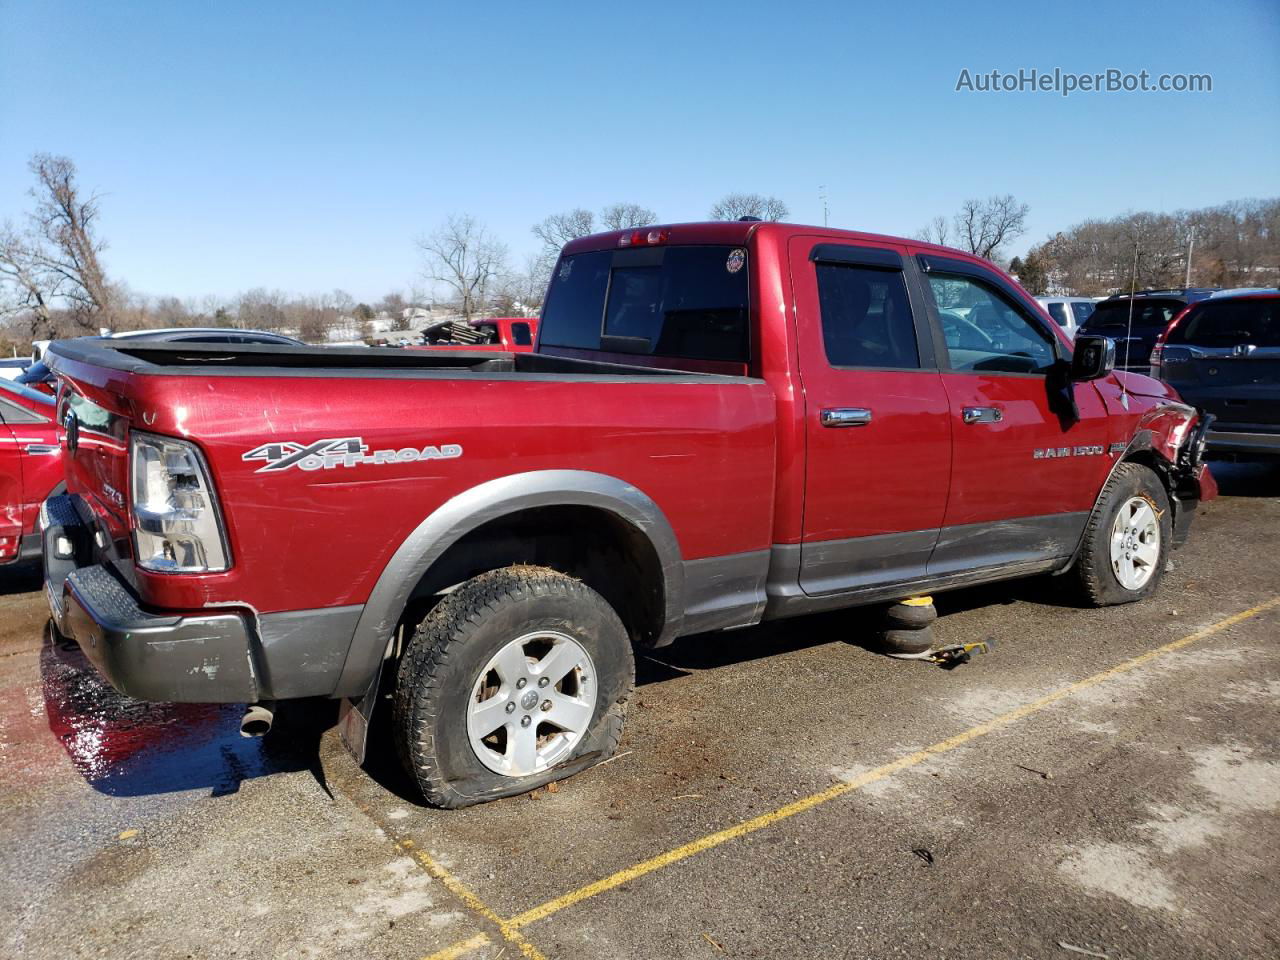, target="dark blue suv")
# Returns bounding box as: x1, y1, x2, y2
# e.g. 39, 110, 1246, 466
1150, 291, 1280, 457
1079, 288, 1220, 371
